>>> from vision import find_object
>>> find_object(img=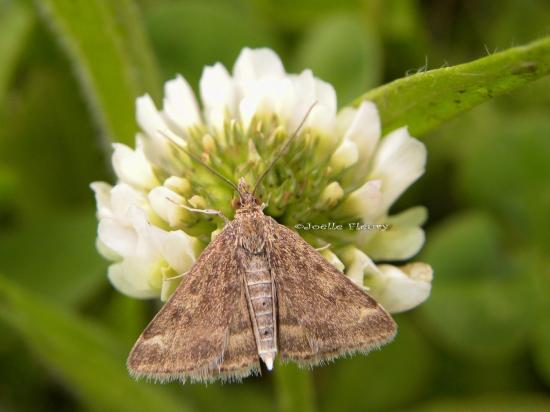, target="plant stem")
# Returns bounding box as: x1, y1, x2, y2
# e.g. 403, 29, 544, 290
274, 362, 317, 412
